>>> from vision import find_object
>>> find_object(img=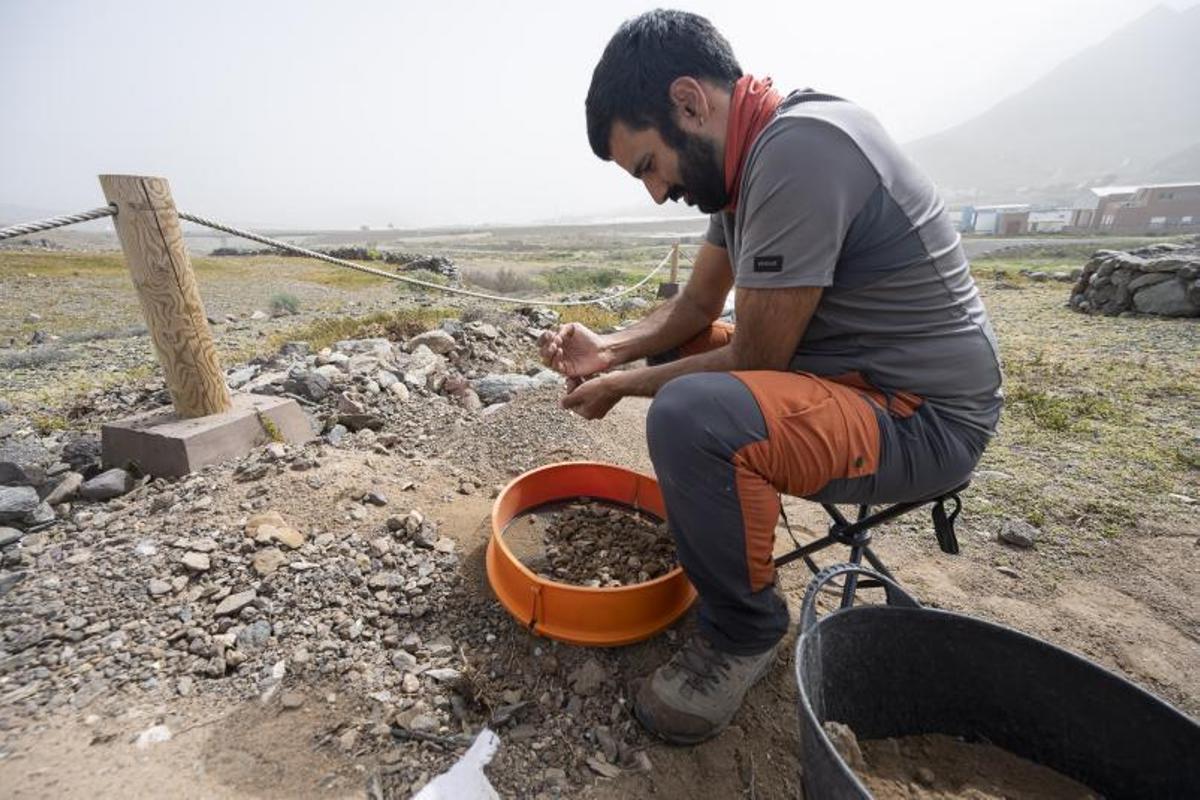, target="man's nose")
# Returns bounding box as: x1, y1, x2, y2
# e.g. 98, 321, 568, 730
643, 177, 669, 205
